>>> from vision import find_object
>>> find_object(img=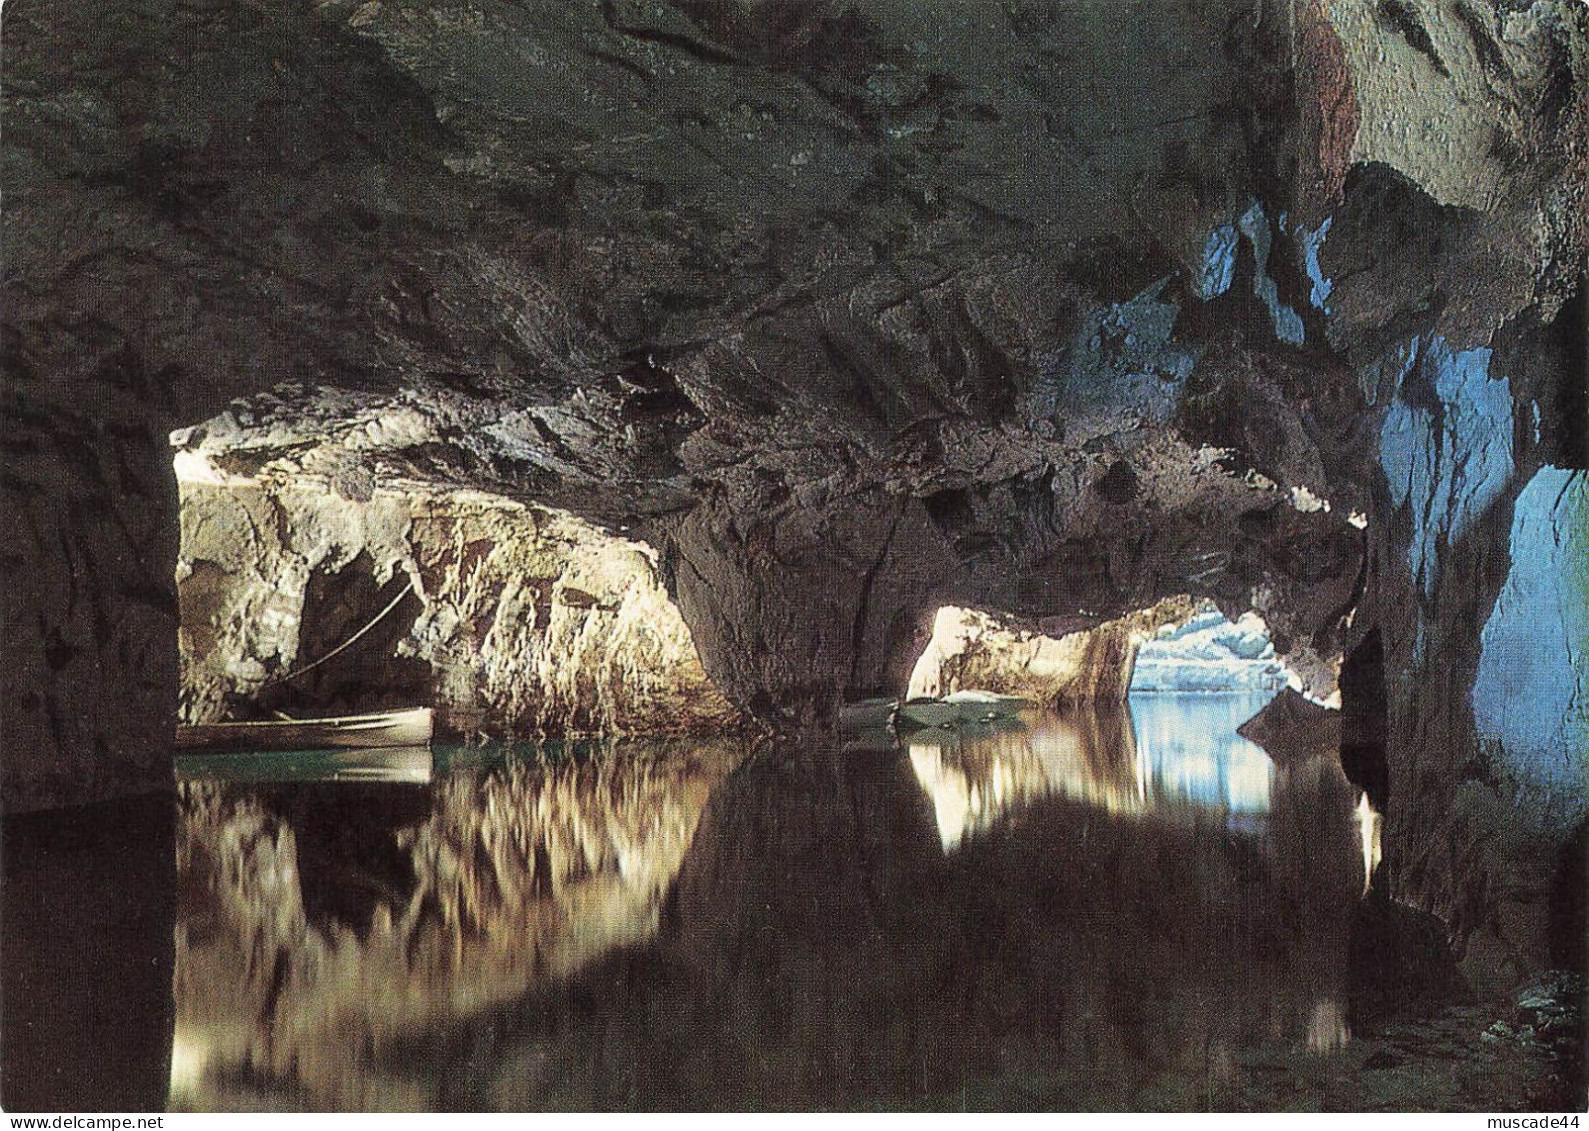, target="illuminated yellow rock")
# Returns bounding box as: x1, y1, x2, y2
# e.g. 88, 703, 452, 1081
907, 598, 1200, 706
176, 455, 742, 738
